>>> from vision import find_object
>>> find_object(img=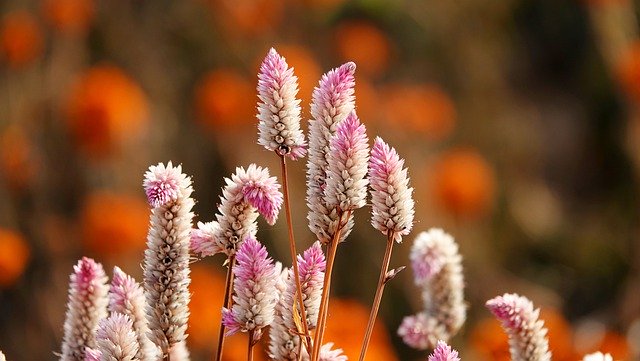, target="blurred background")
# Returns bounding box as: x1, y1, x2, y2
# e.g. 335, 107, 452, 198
0, 0, 639, 360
